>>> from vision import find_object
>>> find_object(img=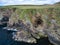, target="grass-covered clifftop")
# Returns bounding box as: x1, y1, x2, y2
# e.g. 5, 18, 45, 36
0, 4, 60, 25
